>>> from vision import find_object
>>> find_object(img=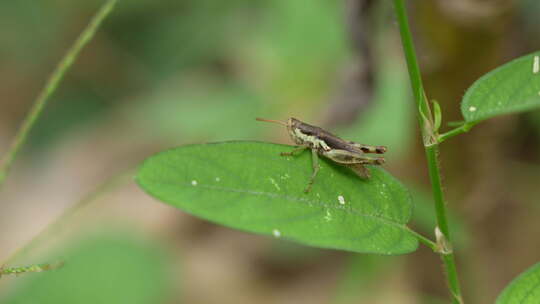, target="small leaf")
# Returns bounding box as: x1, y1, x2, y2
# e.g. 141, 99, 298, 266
462, 51, 540, 122
137, 141, 418, 255
432, 99, 442, 132
496, 262, 540, 303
